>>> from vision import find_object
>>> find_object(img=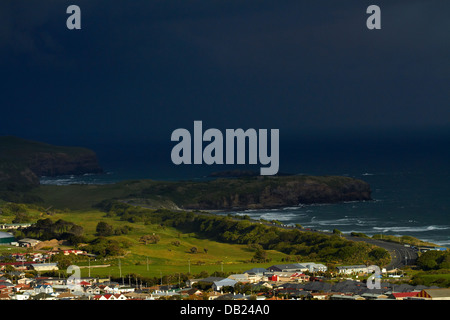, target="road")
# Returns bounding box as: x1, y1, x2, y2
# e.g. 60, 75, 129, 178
342, 235, 418, 270
275, 225, 418, 270
247, 222, 418, 270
